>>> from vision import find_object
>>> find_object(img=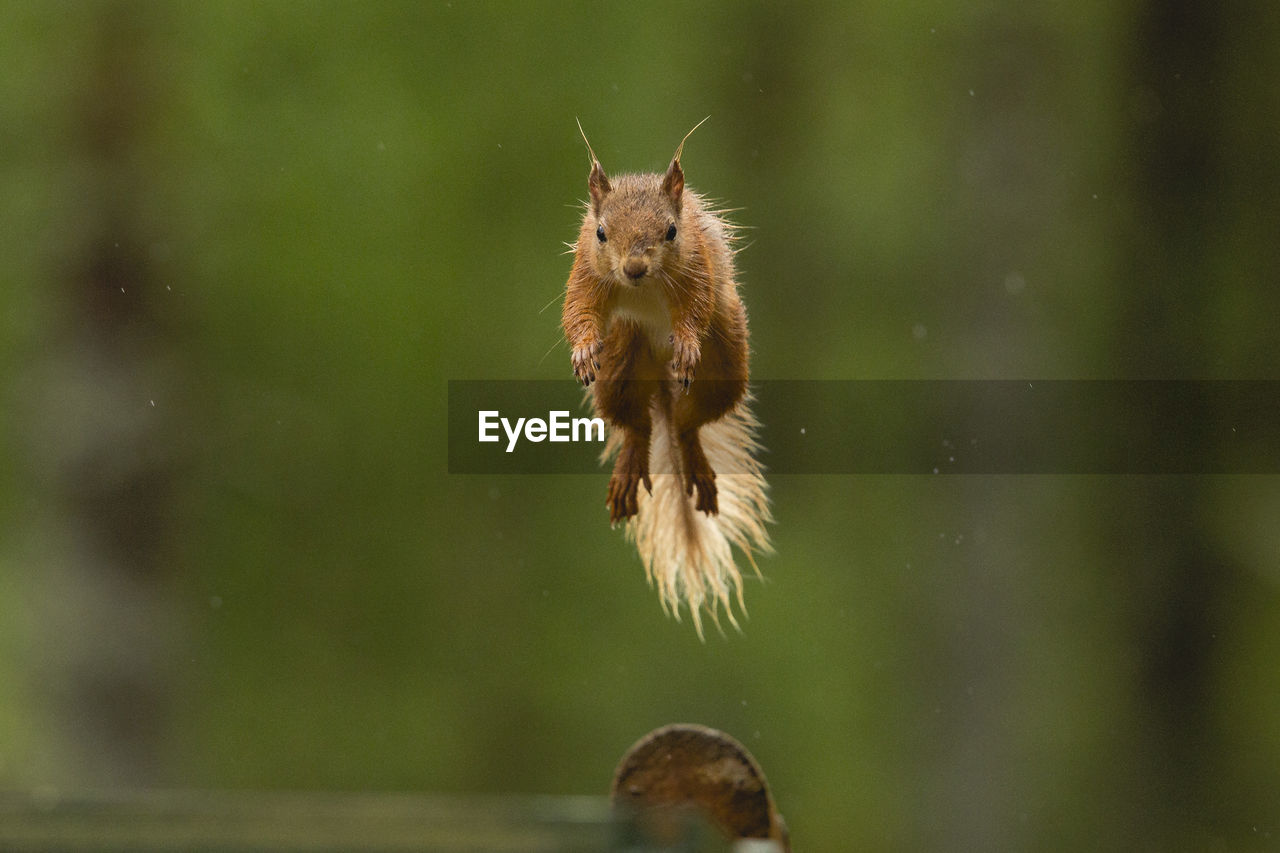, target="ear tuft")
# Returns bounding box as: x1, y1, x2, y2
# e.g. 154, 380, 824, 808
578, 118, 611, 211
672, 116, 710, 165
